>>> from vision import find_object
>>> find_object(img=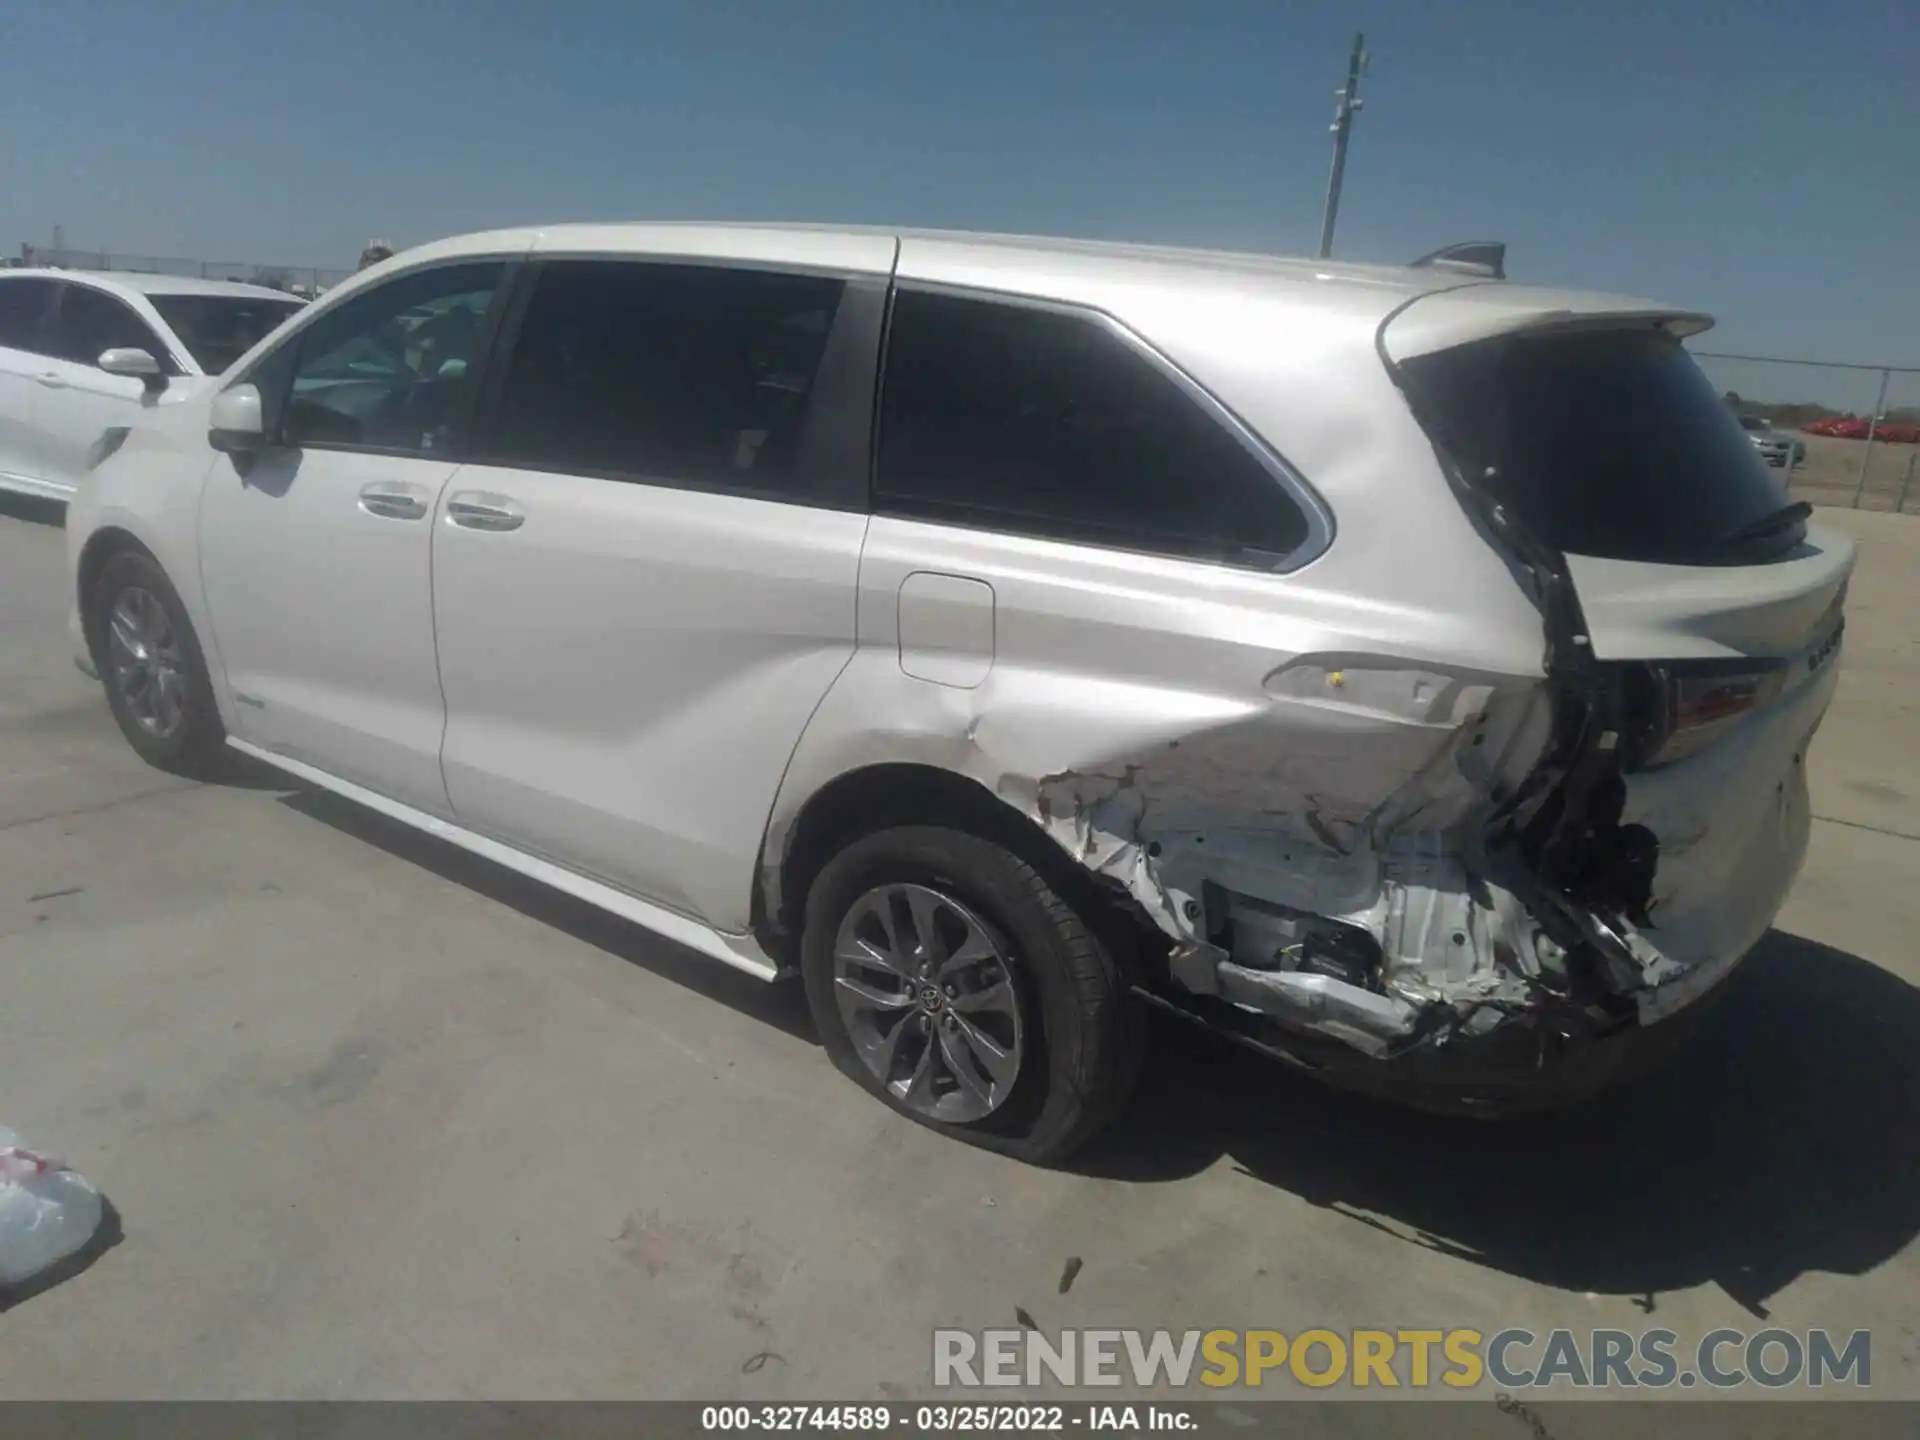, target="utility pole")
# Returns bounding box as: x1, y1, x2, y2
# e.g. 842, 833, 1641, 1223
1317, 32, 1368, 259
